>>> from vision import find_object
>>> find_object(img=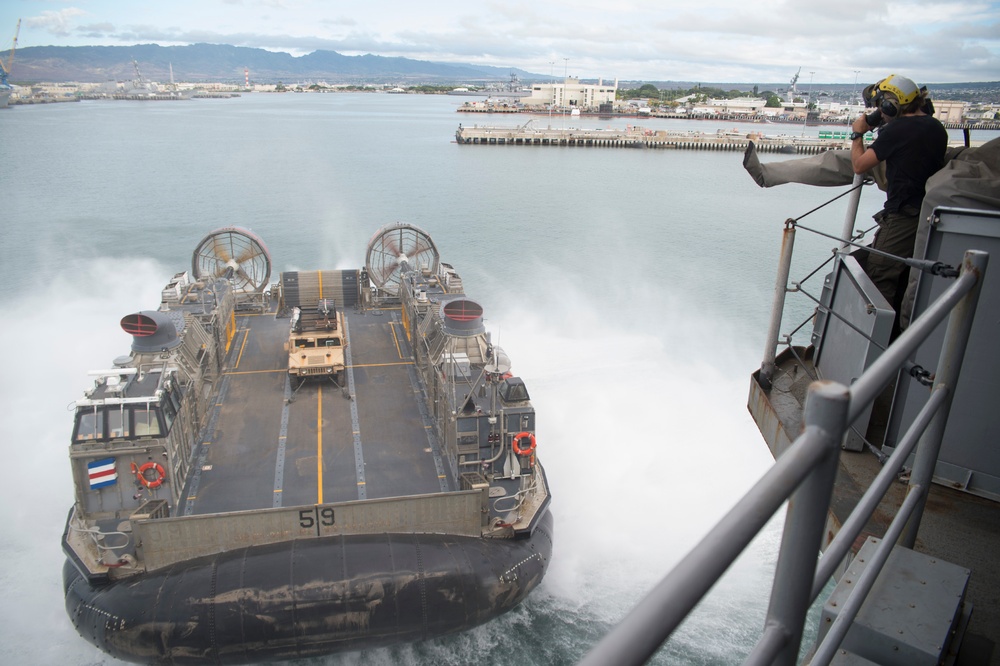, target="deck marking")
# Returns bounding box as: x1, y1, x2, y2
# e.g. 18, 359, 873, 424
393, 312, 451, 492
343, 318, 367, 500
223, 368, 287, 376
234, 328, 250, 368
350, 361, 414, 369
389, 321, 404, 359
272, 373, 291, 508
317, 386, 324, 505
